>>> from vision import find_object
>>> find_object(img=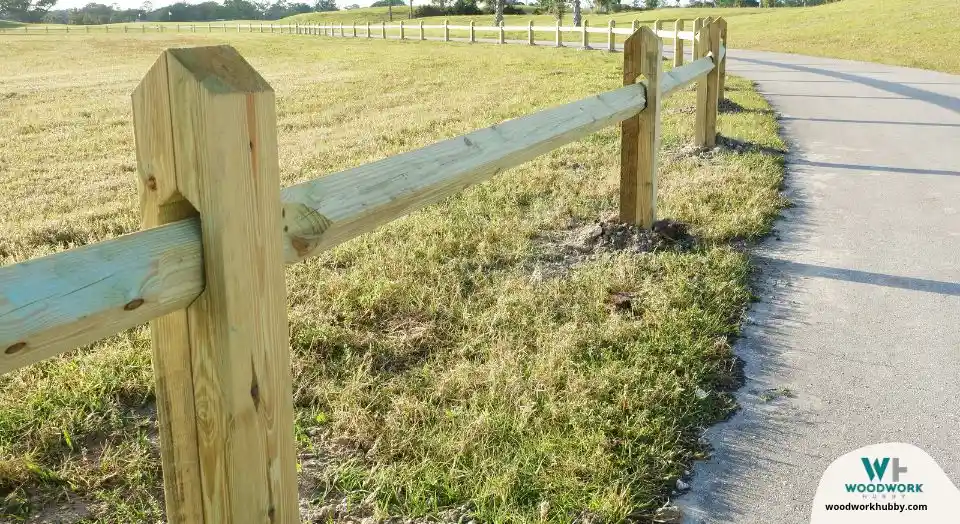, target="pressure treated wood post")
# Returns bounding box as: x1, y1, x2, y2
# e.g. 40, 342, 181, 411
367, 21, 371, 38
716, 17, 727, 100
132, 45, 298, 524
555, 20, 561, 47
607, 20, 615, 51
695, 20, 720, 148
619, 27, 661, 228
654, 18, 662, 35
673, 19, 683, 67
498, 21, 505, 44
400, 20, 405, 39
470, 20, 475, 43
692, 17, 702, 60
632, 19, 638, 32
382, 21, 387, 38
445, 19, 450, 41
528, 20, 534, 44
582, 19, 589, 49
354, 23, 358, 37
